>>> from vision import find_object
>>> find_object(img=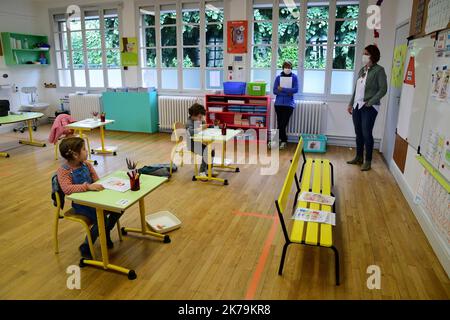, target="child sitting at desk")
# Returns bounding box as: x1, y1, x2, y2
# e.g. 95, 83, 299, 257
186, 103, 217, 178
57, 137, 122, 259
